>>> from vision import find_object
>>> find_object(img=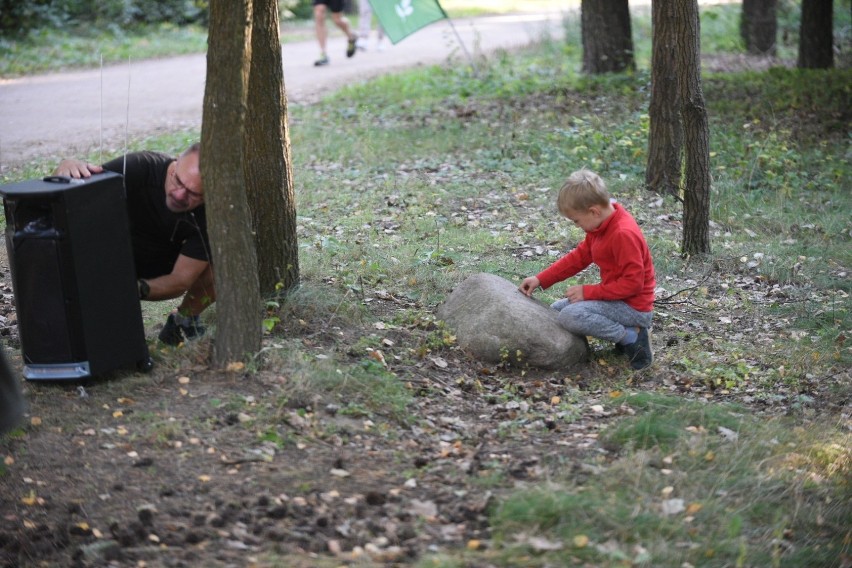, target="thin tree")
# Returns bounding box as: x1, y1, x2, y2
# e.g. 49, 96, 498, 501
675, 0, 711, 255
244, 0, 299, 296
645, 0, 682, 196
799, 0, 834, 69
581, 0, 635, 74
202, 0, 263, 364
741, 0, 778, 56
